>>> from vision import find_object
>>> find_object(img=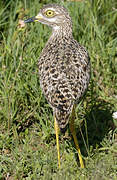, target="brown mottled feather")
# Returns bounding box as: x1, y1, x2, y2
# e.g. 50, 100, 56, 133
38, 4, 90, 129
